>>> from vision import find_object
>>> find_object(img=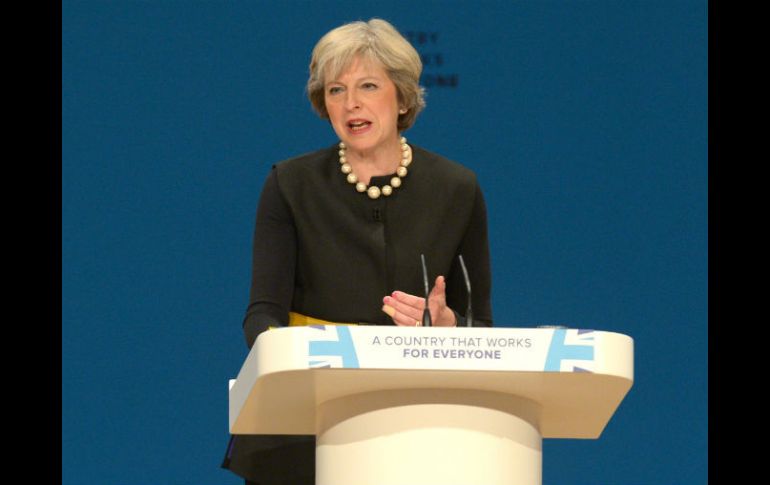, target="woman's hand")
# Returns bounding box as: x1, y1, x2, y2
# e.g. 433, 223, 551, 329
382, 275, 457, 327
